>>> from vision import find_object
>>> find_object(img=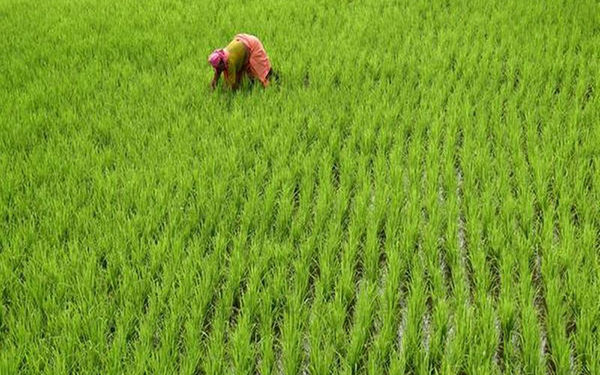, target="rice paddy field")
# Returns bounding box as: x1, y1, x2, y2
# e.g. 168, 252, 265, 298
1, 0, 600, 373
